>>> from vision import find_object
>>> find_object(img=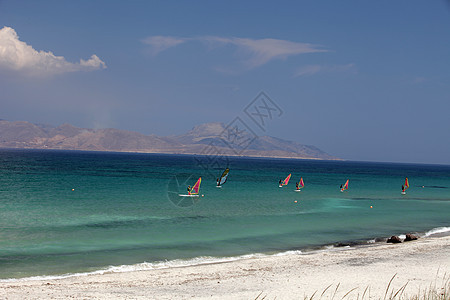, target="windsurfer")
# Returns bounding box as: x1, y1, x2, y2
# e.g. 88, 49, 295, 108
187, 185, 191, 195
296, 182, 299, 190
401, 184, 404, 192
